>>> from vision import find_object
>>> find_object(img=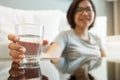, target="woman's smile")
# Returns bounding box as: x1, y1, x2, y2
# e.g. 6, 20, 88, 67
80, 17, 90, 23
